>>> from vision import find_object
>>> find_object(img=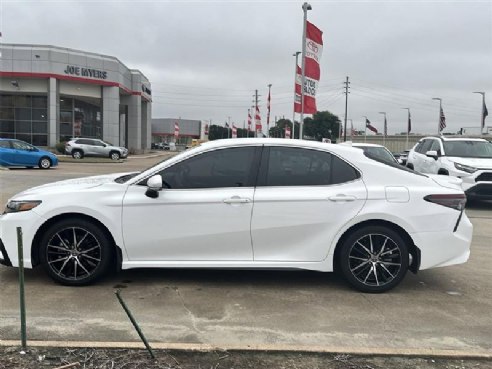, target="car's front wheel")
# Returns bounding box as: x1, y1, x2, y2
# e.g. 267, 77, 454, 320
338, 226, 409, 293
39, 218, 113, 286
72, 150, 83, 159
110, 151, 120, 160
39, 157, 52, 169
